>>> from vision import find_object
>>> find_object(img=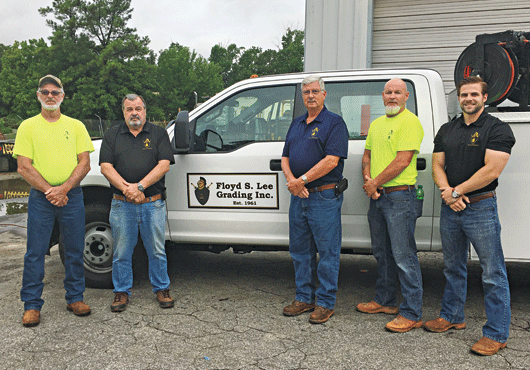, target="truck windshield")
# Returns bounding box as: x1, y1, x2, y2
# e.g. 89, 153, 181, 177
325, 80, 417, 139
192, 79, 417, 152
194, 85, 296, 152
